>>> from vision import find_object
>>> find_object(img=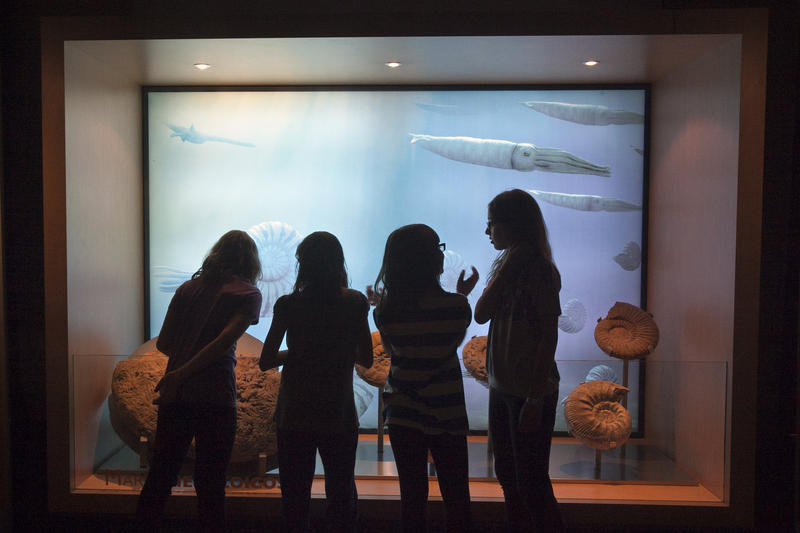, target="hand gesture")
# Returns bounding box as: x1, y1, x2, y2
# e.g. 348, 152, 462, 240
456, 266, 479, 296
518, 398, 543, 433
366, 285, 384, 306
